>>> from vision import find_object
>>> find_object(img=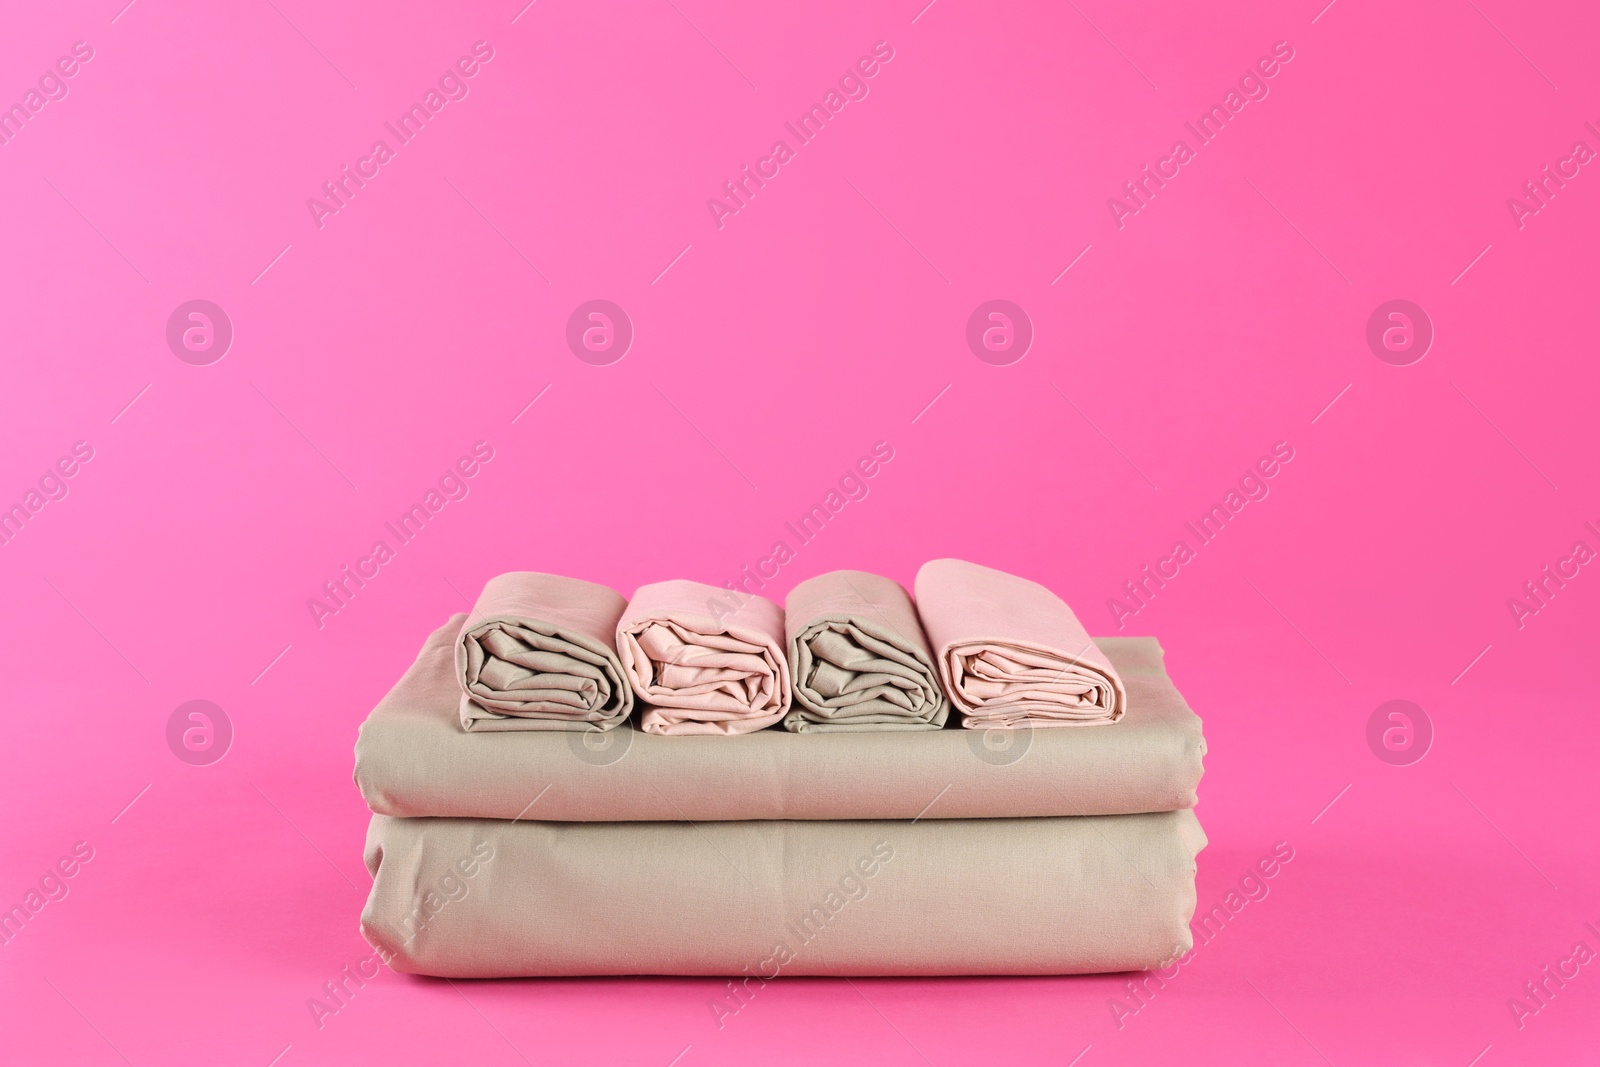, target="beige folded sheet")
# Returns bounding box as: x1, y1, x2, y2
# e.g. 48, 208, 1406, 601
454, 573, 633, 732
361, 809, 1205, 977
616, 580, 791, 735
915, 558, 1127, 728
354, 617, 1204, 820
783, 570, 947, 733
